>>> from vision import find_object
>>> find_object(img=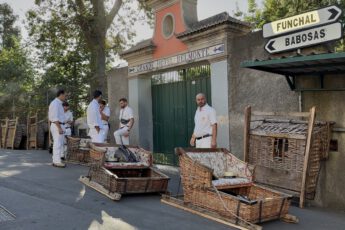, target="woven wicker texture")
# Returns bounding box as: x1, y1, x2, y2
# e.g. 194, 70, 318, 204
85, 144, 169, 197
88, 143, 153, 168
248, 119, 332, 199
177, 148, 291, 223
89, 167, 169, 194
66, 136, 91, 164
